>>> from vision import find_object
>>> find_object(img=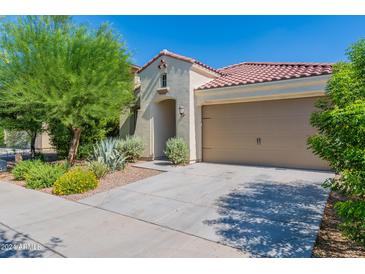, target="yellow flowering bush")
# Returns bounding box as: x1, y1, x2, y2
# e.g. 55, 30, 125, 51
53, 167, 98, 195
